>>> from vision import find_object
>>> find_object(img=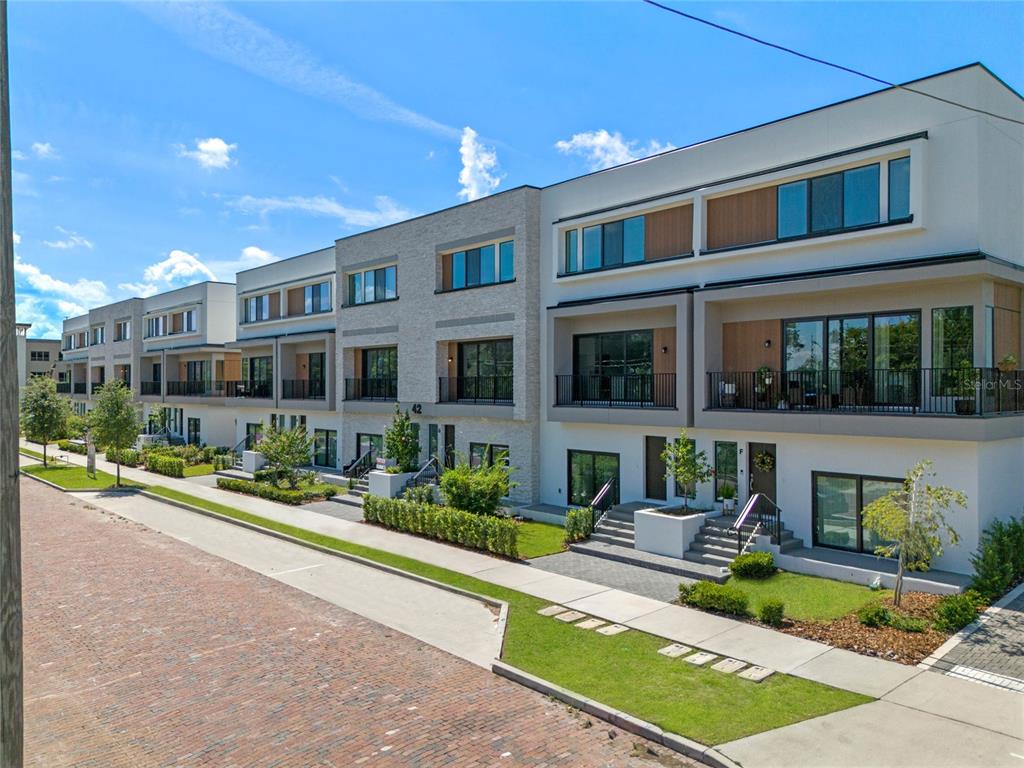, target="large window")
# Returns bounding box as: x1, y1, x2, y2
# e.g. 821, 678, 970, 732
30, 350, 50, 362
932, 307, 973, 369
714, 441, 738, 499
777, 163, 881, 240
469, 443, 509, 469
568, 450, 619, 507
114, 320, 130, 342
446, 241, 514, 290
363, 347, 397, 379
242, 356, 273, 396
813, 472, 900, 553
90, 326, 105, 345
304, 281, 331, 314
568, 216, 644, 274
460, 339, 513, 380
888, 157, 911, 221
573, 330, 654, 403
349, 265, 397, 305
313, 429, 338, 468
145, 316, 166, 338
243, 294, 272, 323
